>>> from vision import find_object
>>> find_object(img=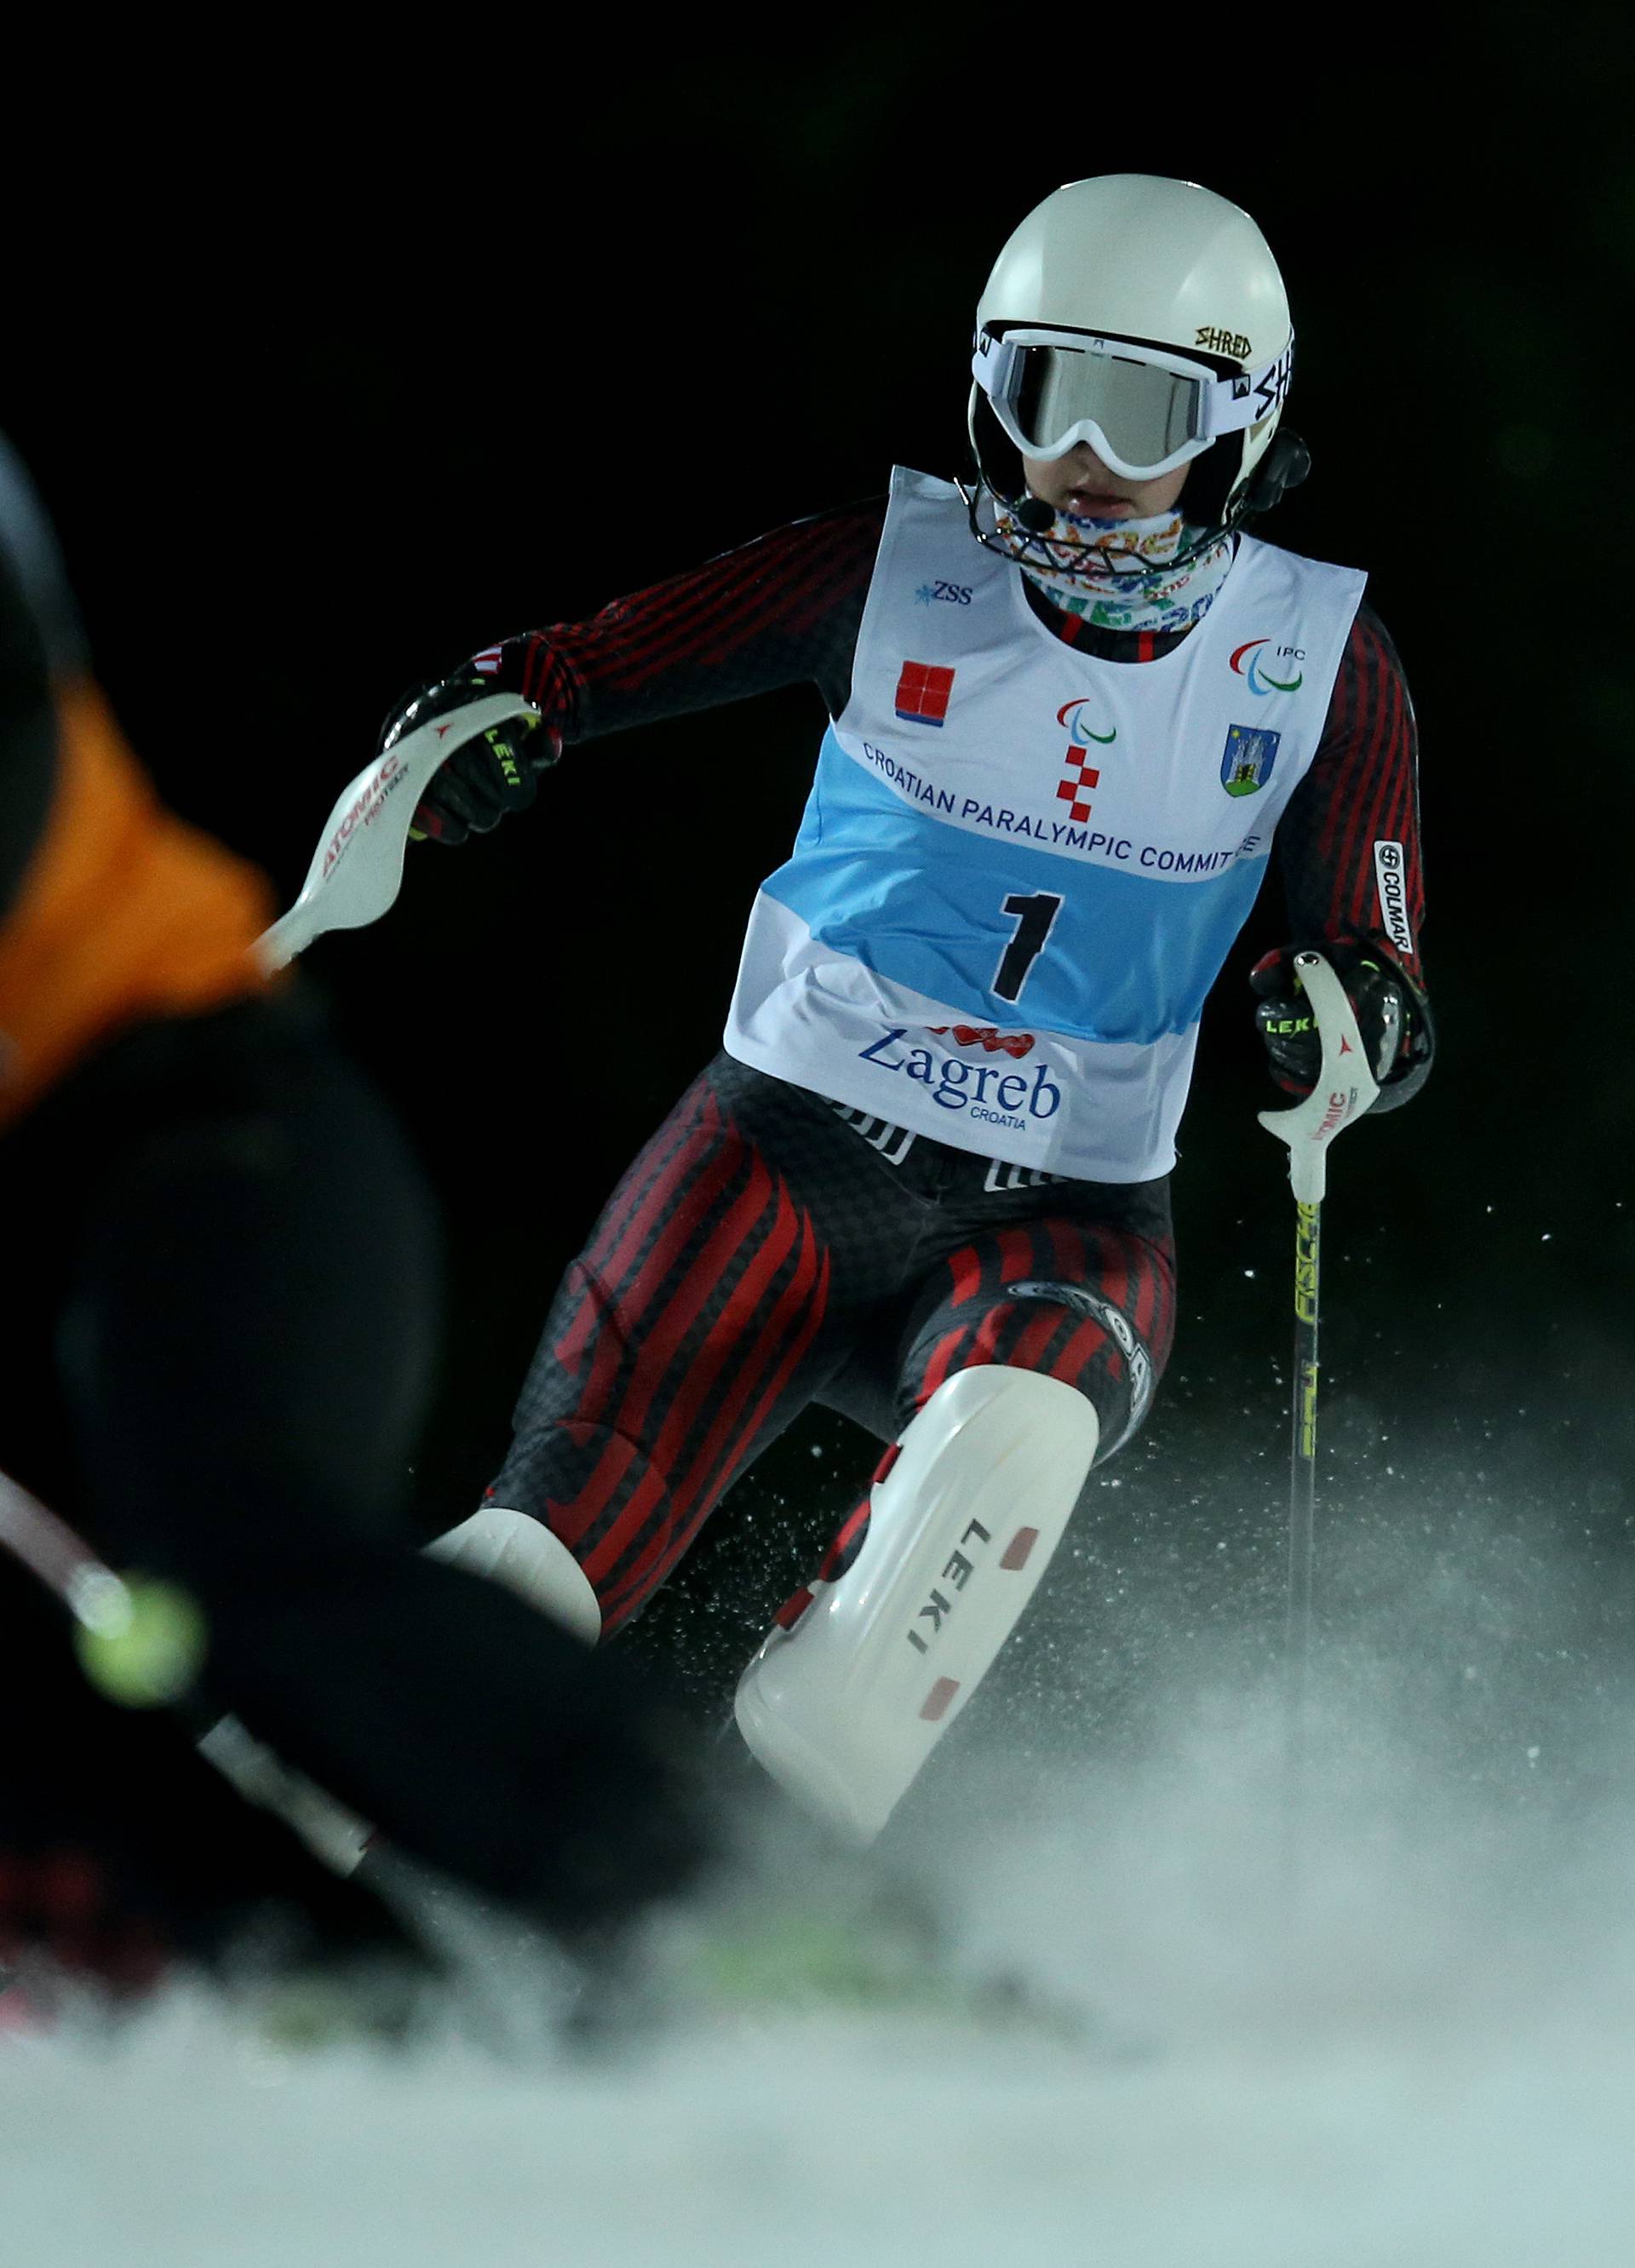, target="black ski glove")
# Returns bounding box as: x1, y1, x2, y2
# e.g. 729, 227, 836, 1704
1249, 939, 1422, 1102
381, 646, 560, 847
